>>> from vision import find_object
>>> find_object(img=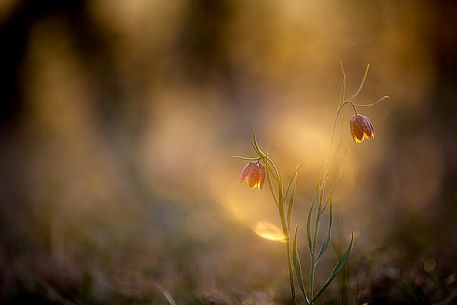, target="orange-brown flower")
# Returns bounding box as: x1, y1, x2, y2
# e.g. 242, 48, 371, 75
240, 161, 266, 190
350, 114, 375, 143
